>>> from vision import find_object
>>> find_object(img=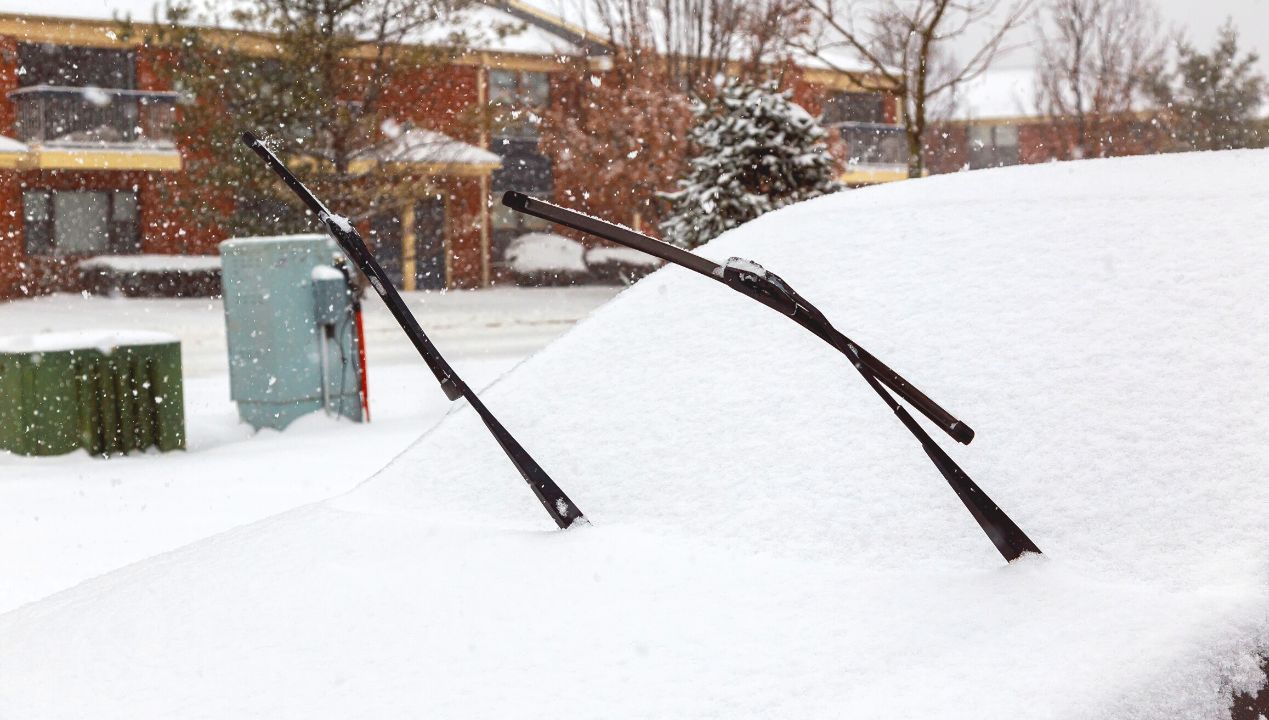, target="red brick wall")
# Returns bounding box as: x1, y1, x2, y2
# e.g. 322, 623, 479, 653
444, 176, 483, 288
925, 116, 1168, 176
0, 171, 23, 298
0, 36, 18, 135
380, 64, 480, 144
